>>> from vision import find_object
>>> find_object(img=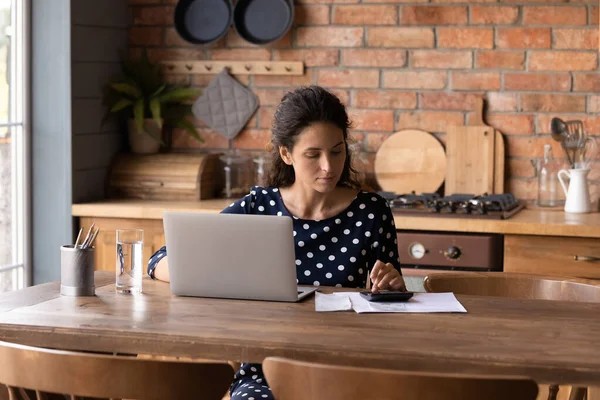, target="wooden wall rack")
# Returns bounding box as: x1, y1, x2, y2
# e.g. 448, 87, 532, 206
161, 60, 304, 76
